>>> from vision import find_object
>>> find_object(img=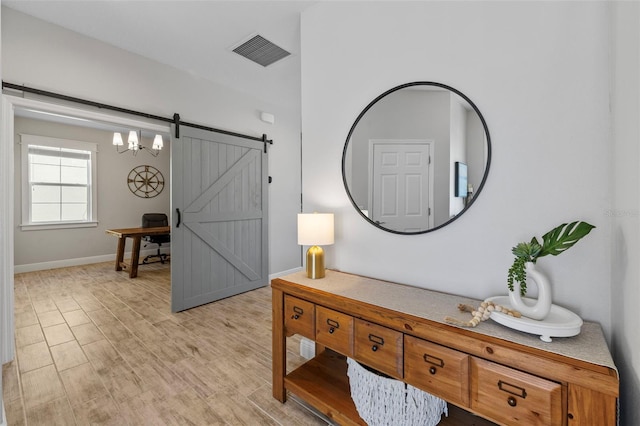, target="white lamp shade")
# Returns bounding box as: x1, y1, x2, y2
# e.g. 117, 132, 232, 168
298, 213, 334, 246
128, 130, 139, 149
112, 132, 124, 146
152, 134, 164, 150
